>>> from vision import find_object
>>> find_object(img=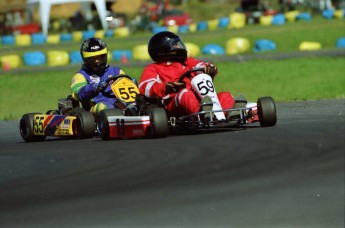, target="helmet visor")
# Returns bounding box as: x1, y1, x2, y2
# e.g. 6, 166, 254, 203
84, 54, 107, 72
171, 40, 186, 50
